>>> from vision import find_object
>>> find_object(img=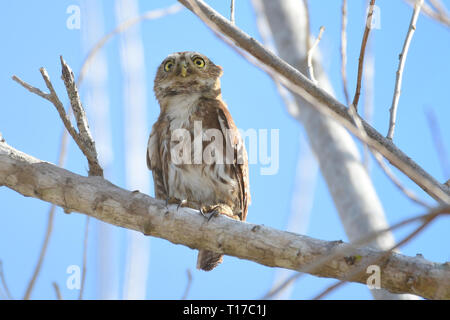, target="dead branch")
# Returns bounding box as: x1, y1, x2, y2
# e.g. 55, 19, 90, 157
352, 0, 376, 111
12, 57, 103, 177
387, 0, 424, 140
